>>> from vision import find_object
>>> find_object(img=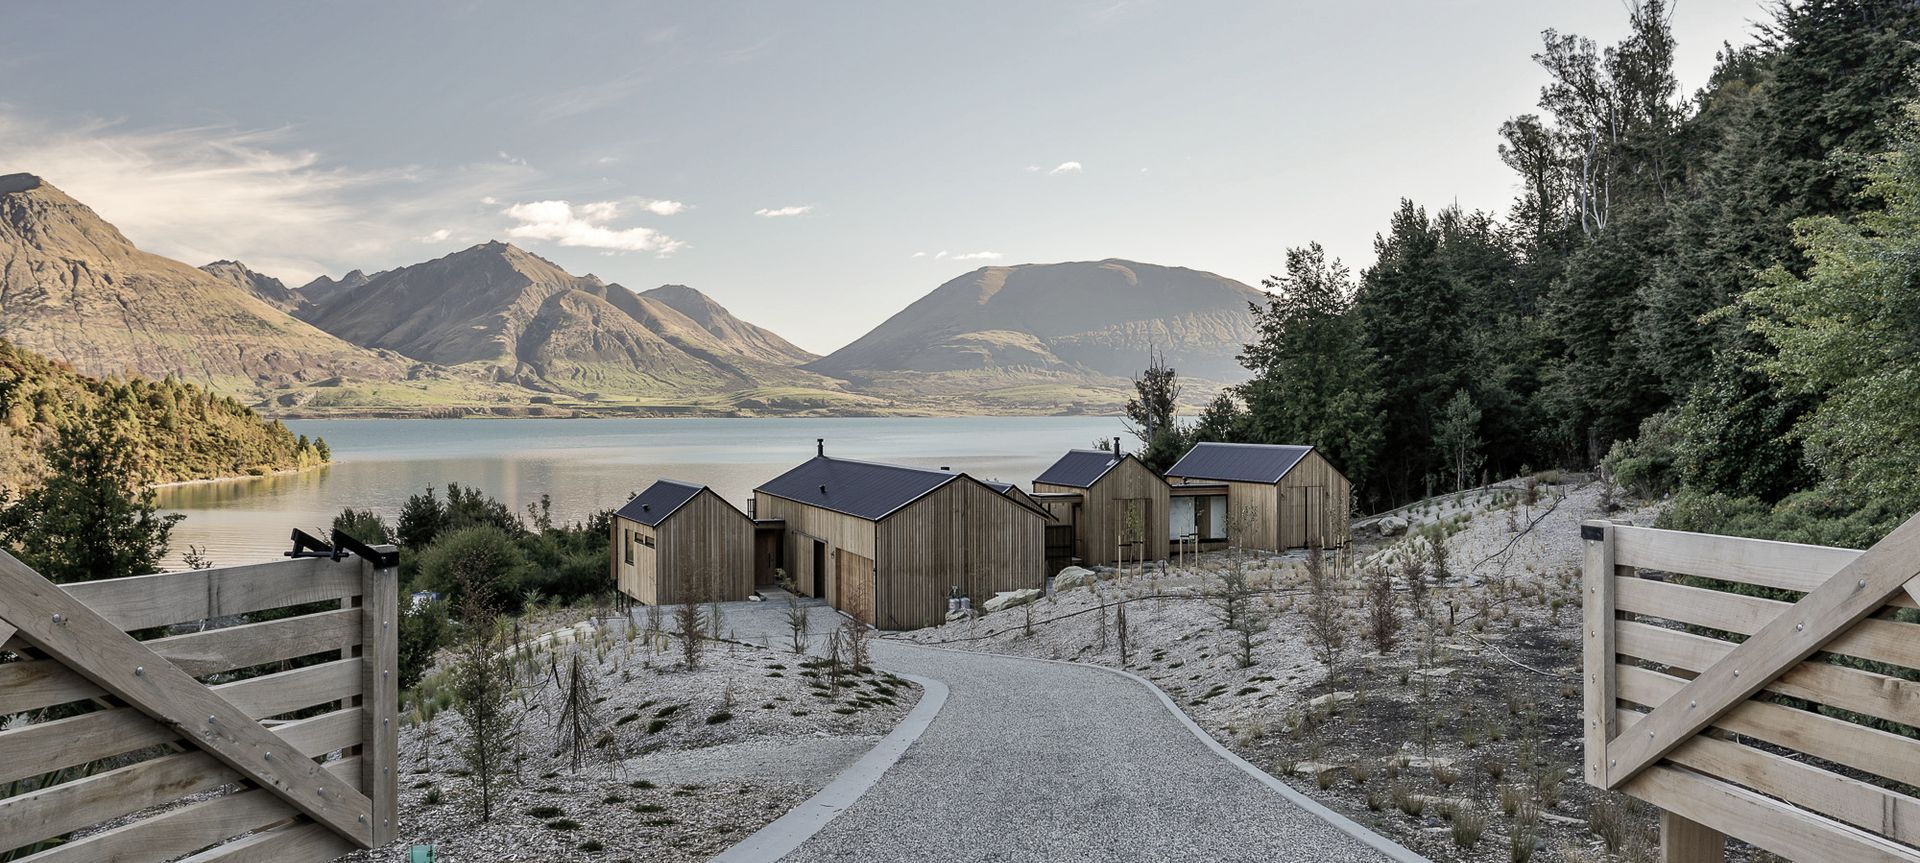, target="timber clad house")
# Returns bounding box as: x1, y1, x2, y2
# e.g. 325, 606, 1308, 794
1031, 443, 1171, 569
751, 443, 1049, 629
1164, 442, 1352, 552
608, 438, 1346, 629
611, 479, 754, 605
